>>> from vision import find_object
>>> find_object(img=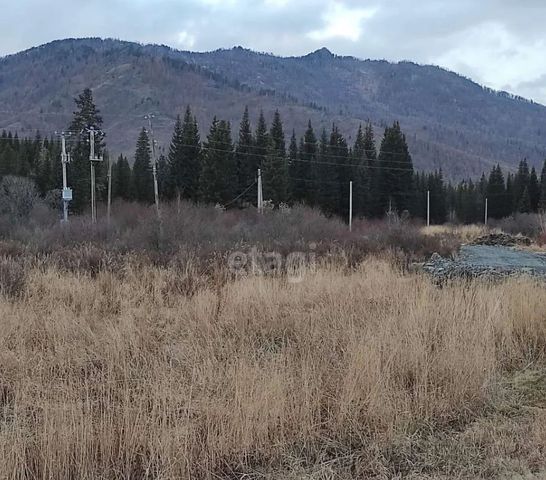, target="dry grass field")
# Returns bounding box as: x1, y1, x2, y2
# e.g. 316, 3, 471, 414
2, 249, 546, 479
